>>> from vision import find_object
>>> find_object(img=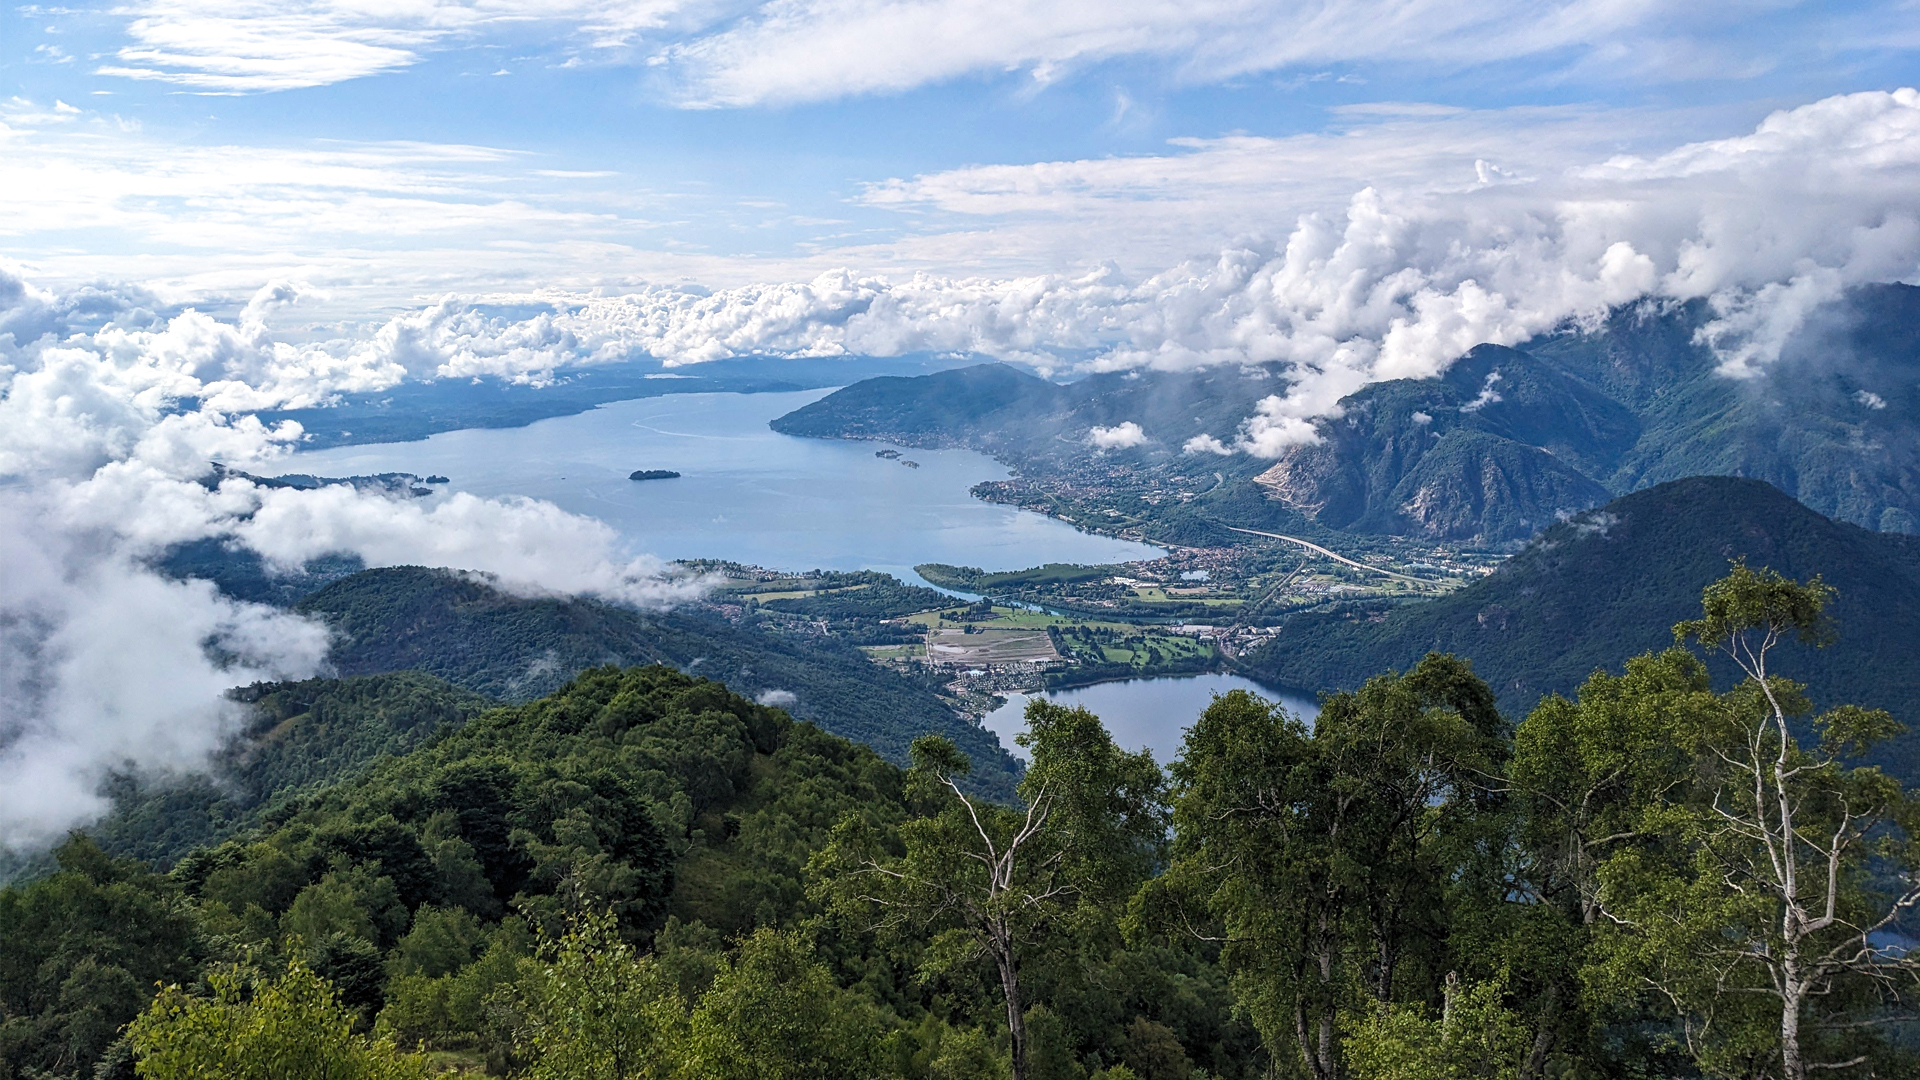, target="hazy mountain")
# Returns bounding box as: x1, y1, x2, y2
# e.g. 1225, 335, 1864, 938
1239, 477, 1920, 778
773, 285, 1920, 542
